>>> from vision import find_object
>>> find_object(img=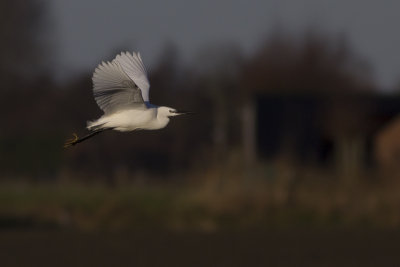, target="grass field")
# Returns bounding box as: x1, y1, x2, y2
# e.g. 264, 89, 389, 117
1, 169, 400, 266
1, 170, 400, 232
